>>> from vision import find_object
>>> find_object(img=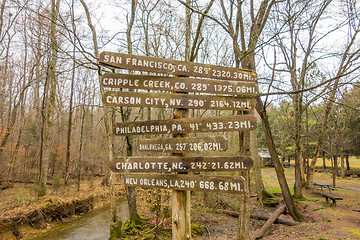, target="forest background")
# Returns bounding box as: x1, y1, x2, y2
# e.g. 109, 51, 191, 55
0, 0, 360, 236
